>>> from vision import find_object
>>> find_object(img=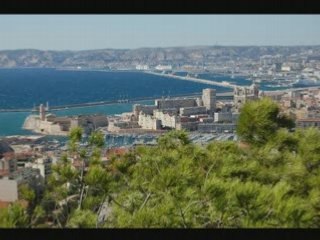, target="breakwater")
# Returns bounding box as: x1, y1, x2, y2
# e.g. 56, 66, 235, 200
0, 92, 234, 113
144, 71, 238, 88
